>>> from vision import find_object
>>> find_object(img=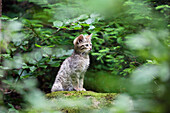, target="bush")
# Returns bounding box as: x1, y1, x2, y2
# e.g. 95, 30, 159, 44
0, 0, 169, 112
